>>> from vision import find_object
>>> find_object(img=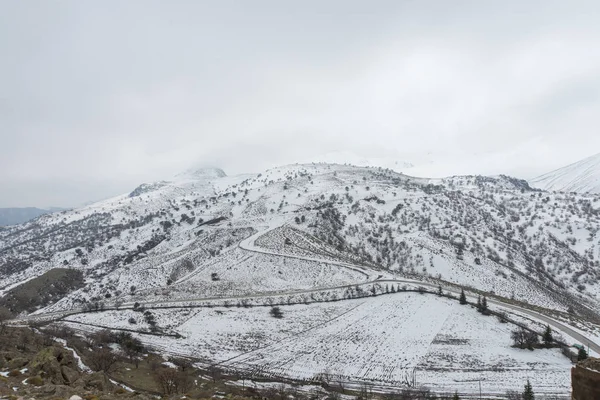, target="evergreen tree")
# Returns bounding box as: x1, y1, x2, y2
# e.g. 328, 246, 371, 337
437, 285, 443, 296
578, 347, 588, 361
522, 379, 534, 400
542, 325, 553, 347
481, 296, 488, 313
459, 289, 467, 305
476, 295, 482, 311
452, 391, 460, 400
